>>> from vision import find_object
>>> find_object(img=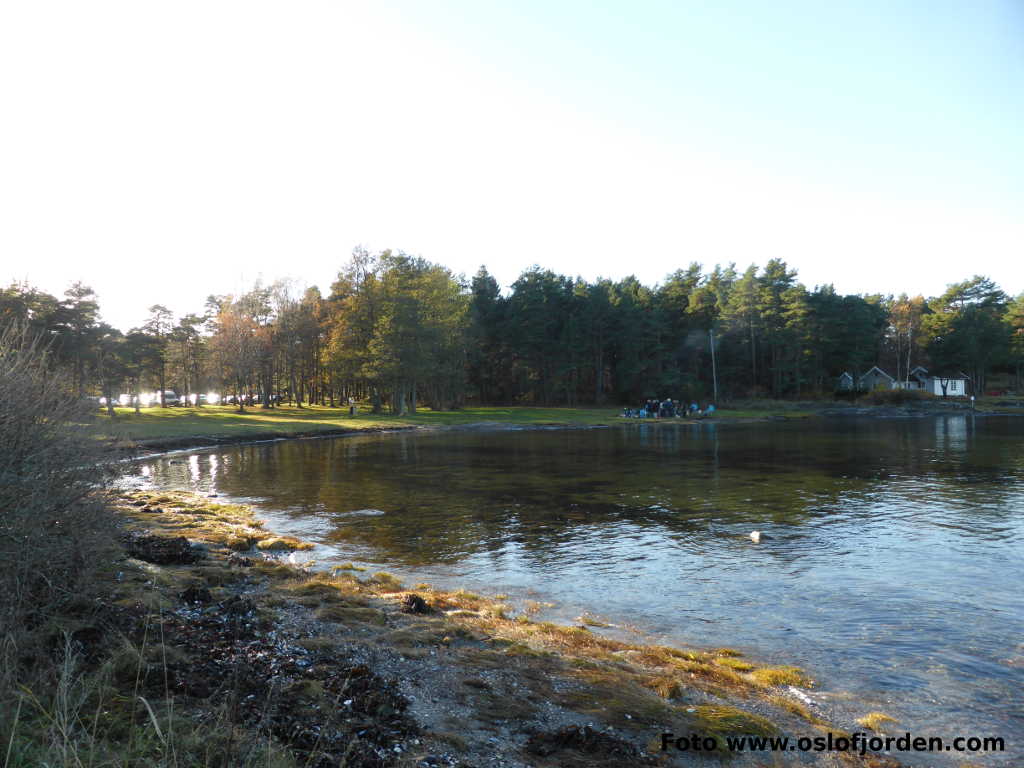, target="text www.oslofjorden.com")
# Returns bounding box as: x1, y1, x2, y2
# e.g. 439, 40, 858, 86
660, 731, 1005, 756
